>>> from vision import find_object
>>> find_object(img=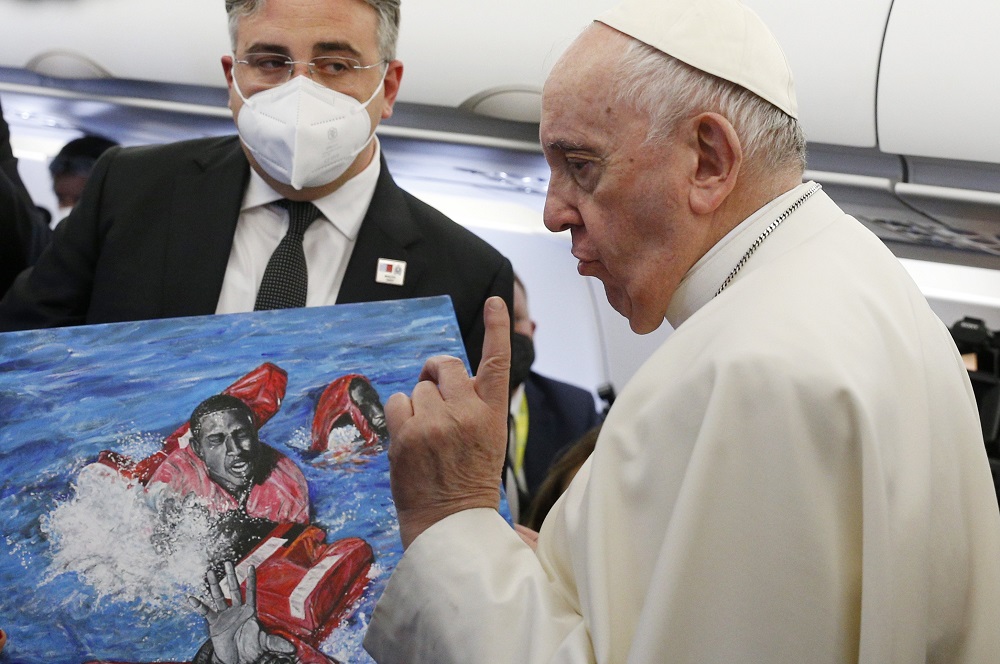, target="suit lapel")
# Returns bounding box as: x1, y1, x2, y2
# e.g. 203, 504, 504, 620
336, 155, 426, 304
161, 138, 250, 317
